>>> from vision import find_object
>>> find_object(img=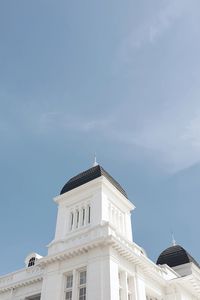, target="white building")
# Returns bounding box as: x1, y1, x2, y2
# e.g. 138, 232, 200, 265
0, 164, 200, 300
